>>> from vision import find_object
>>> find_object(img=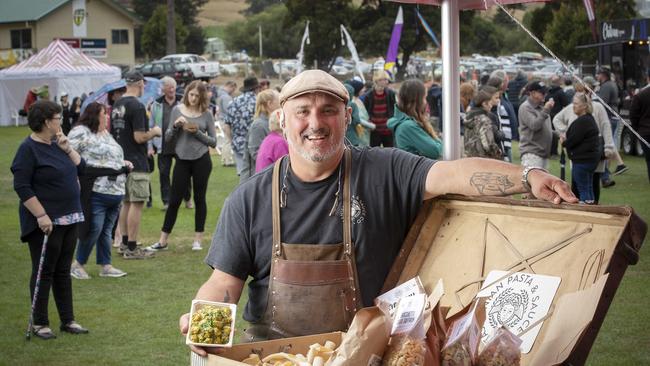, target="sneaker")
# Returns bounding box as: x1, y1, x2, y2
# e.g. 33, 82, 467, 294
185, 200, 194, 209
123, 247, 155, 260
99, 266, 127, 278
613, 164, 629, 176
192, 241, 203, 251
145, 242, 168, 252
146, 201, 152, 208
161, 203, 169, 211
70, 263, 91, 280
602, 179, 616, 188
117, 243, 128, 254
